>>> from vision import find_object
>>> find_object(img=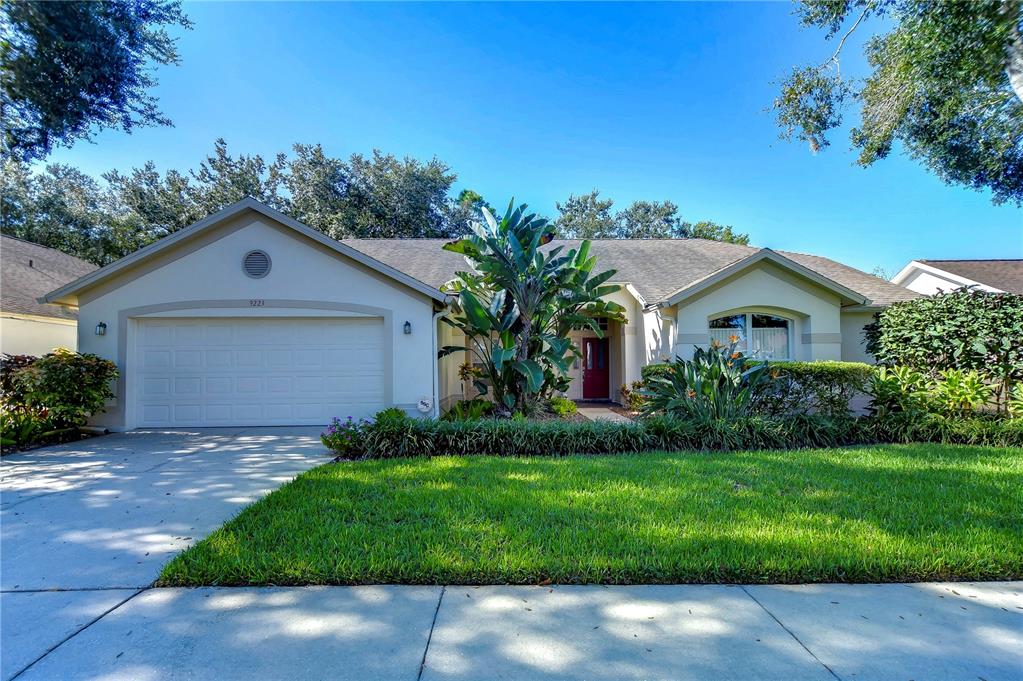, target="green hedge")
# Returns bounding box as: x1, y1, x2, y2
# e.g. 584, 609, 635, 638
355, 414, 863, 458
756, 361, 873, 418
327, 413, 1023, 459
